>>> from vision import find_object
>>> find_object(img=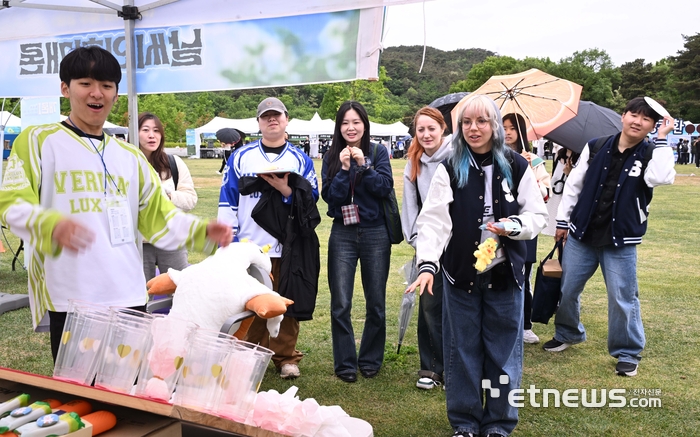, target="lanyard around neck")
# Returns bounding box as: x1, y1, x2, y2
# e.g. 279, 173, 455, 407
67, 117, 121, 197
